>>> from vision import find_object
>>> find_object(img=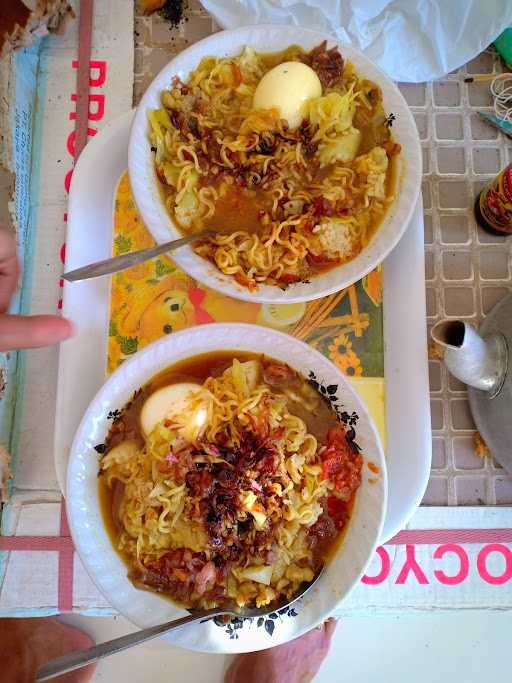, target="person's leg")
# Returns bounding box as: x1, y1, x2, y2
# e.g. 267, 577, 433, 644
0, 617, 96, 683
225, 619, 337, 683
